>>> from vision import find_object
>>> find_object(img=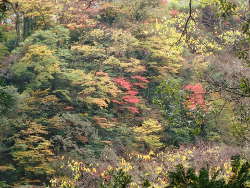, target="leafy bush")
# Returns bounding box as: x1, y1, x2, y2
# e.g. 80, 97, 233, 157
0, 86, 17, 115
166, 155, 250, 188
